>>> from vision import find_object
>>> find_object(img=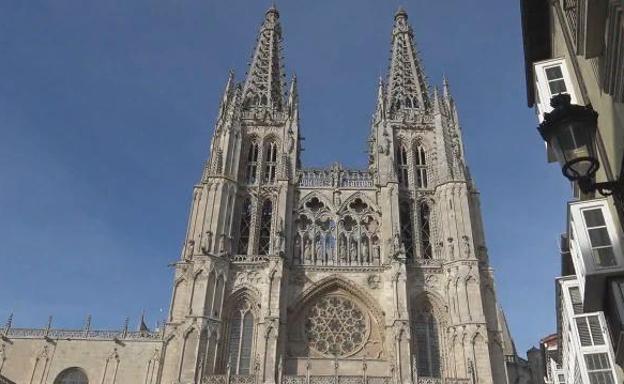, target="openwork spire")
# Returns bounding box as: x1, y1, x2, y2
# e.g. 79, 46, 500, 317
242, 6, 286, 112
386, 7, 430, 116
